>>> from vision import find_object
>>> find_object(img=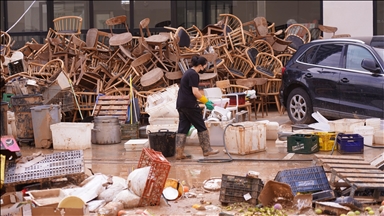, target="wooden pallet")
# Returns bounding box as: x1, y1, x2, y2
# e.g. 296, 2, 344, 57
94, 95, 130, 122
313, 154, 384, 201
